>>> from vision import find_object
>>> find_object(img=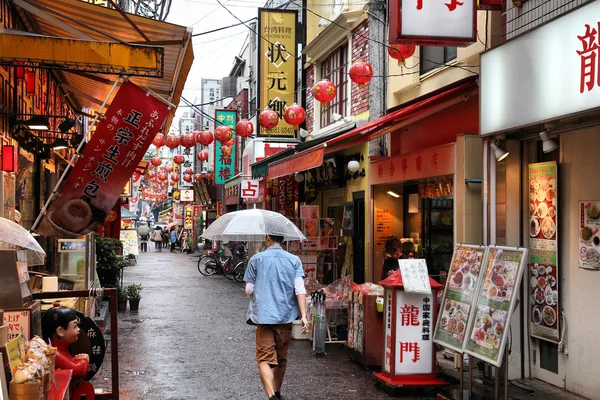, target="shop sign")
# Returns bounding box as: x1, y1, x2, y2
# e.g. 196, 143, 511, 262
214, 109, 237, 185
369, 145, 454, 186
464, 246, 528, 367
257, 9, 298, 138
480, 0, 600, 135
216, 200, 223, 217
180, 189, 194, 202
579, 200, 600, 270
241, 180, 260, 199
383, 290, 393, 373
34, 81, 169, 237
271, 175, 297, 218
179, 146, 195, 188
389, 0, 476, 46
4, 313, 30, 342
173, 203, 184, 222
529, 162, 559, 342
120, 230, 139, 256
375, 208, 394, 249
225, 184, 239, 205
58, 239, 86, 252
433, 245, 487, 352
184, 206, 194, 230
